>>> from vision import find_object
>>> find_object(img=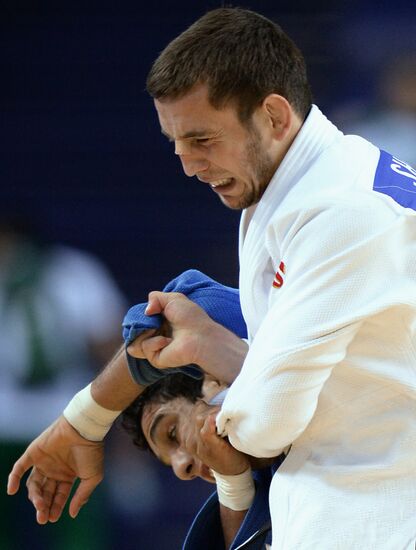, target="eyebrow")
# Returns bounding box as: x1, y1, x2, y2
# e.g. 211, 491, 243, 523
148, 413, 172, 467
149, 413, 165, 445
